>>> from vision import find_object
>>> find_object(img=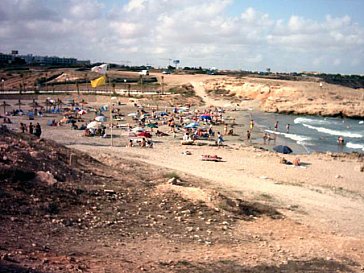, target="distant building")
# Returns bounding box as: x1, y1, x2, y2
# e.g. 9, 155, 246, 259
301, 71, 321, 75
0, 53, 12, 64
0, 51, 90, 66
